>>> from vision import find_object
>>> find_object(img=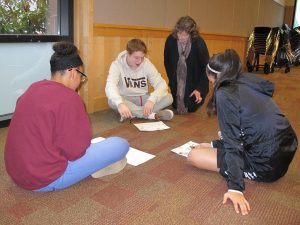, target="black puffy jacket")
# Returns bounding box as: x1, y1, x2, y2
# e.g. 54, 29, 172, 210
216, 73, 298, 191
